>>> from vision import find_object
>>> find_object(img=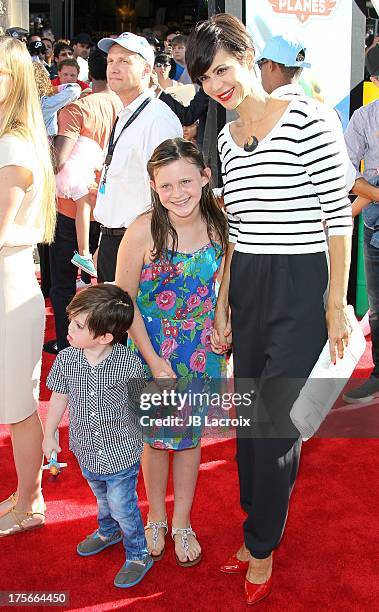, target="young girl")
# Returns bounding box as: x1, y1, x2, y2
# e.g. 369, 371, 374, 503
115, 138, 228, 567
55, 134, 102, 278
33, 62, 81, 138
